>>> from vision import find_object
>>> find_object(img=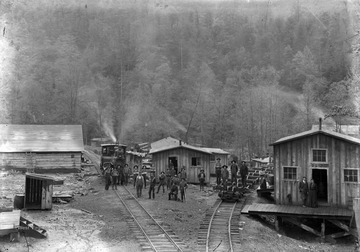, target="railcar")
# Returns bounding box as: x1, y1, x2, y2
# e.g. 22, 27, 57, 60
100, 143, 127, 173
